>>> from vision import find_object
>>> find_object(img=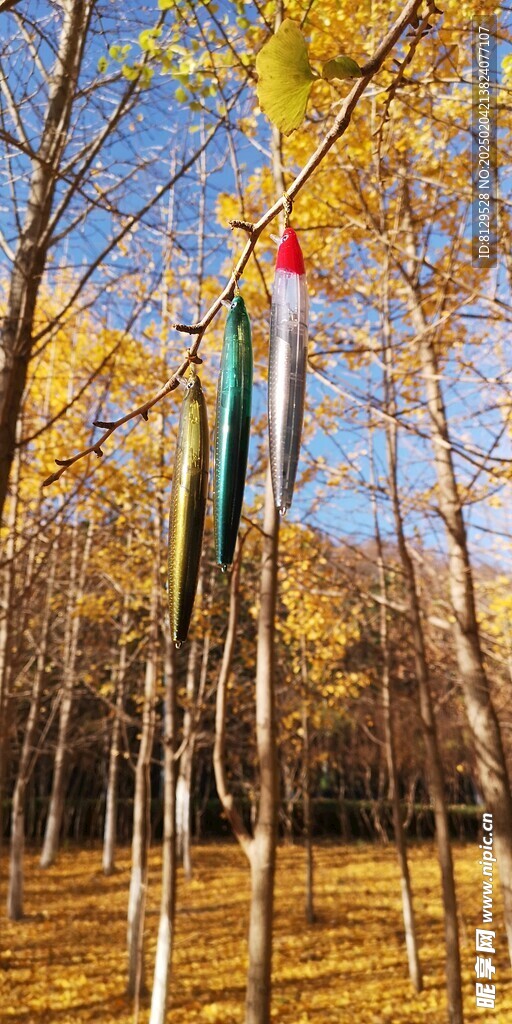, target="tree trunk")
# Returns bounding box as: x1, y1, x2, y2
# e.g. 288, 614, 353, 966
103, 600, 130, 876
213, 543, 251, 852
212, 482, 280, 1024
370, 448, 422, 993
403, 217, 512, 963
127, 567, 159, 1001
40, 516, 93, 868
382, 290, 463, 1022
212, 75, 282, 1020
176, 598, 200, 870
300, 635, 315, 925
0, 0, 92, 521
243, 93, 286, 1017
7, 538, 57, 917
281, 762, 295, 843
149, 628, 177, 1024
246, 468, 279, 1024
175, 571, 211, 879
0, 440, 21, 851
